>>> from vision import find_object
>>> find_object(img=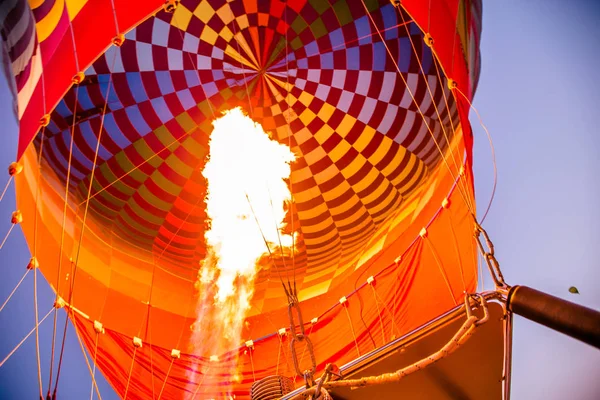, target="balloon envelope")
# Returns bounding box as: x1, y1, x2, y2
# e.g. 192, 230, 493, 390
7, 0, 482, 398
